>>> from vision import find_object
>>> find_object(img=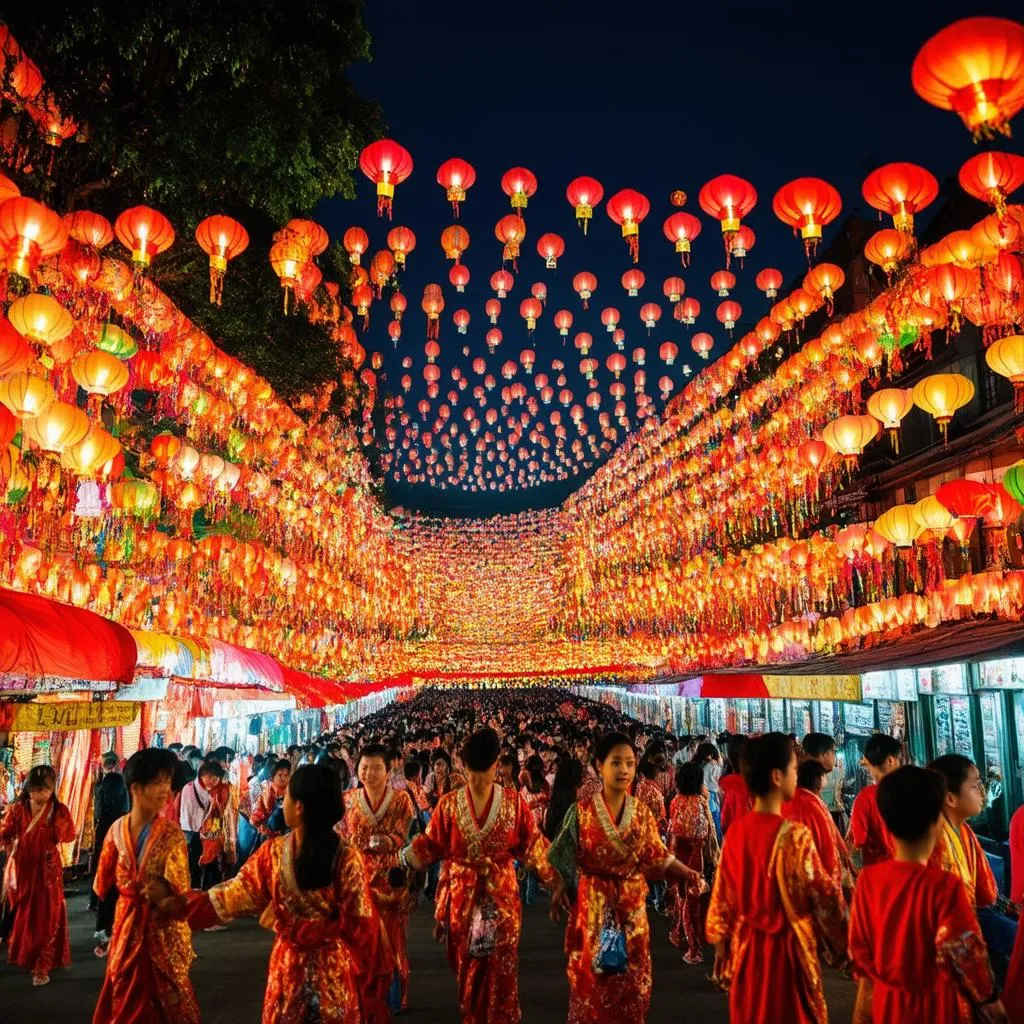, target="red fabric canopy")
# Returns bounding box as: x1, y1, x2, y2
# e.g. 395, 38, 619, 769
0, 587, 138, 685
